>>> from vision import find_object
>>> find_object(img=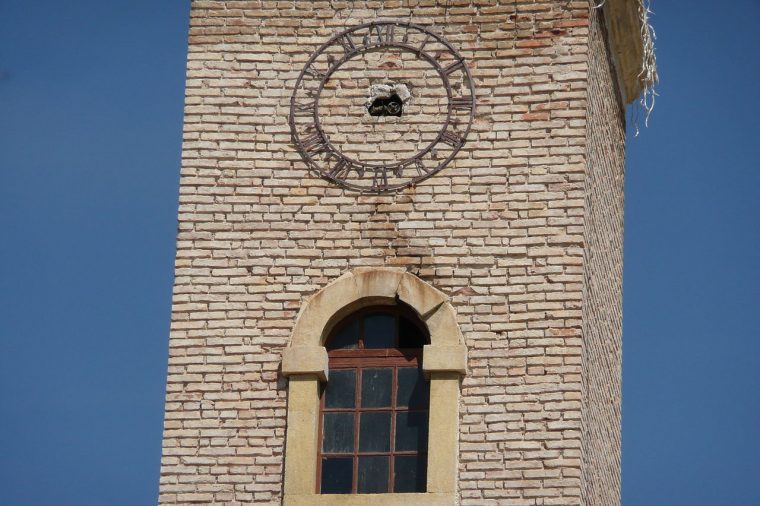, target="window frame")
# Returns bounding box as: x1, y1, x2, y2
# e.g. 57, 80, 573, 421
281, 268, 467, 506
317, 306, 430, 494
